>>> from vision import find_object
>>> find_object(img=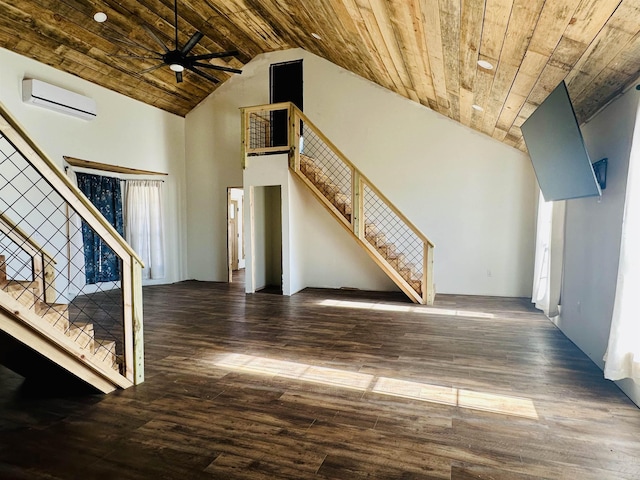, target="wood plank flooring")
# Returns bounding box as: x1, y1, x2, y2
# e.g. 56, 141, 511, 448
1, 279, 640, 479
